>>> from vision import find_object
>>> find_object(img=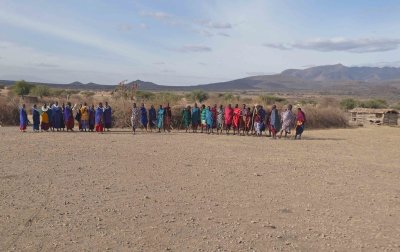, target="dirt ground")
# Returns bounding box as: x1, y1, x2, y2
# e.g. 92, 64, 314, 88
1, 126, 400, 251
